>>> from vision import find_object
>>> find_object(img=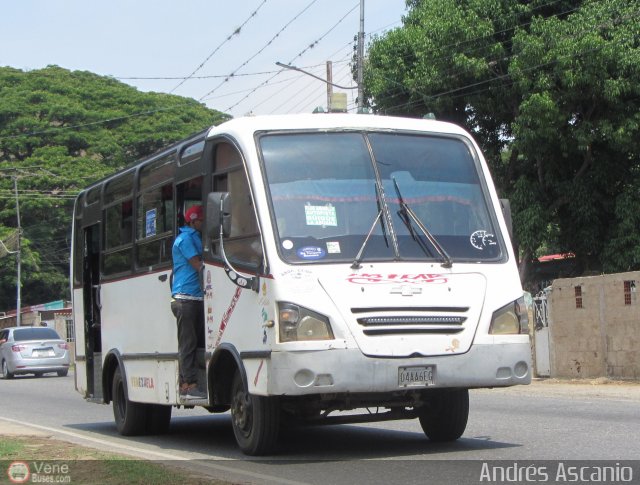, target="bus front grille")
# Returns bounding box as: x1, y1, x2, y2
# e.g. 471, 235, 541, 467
352, 307, 468, 336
